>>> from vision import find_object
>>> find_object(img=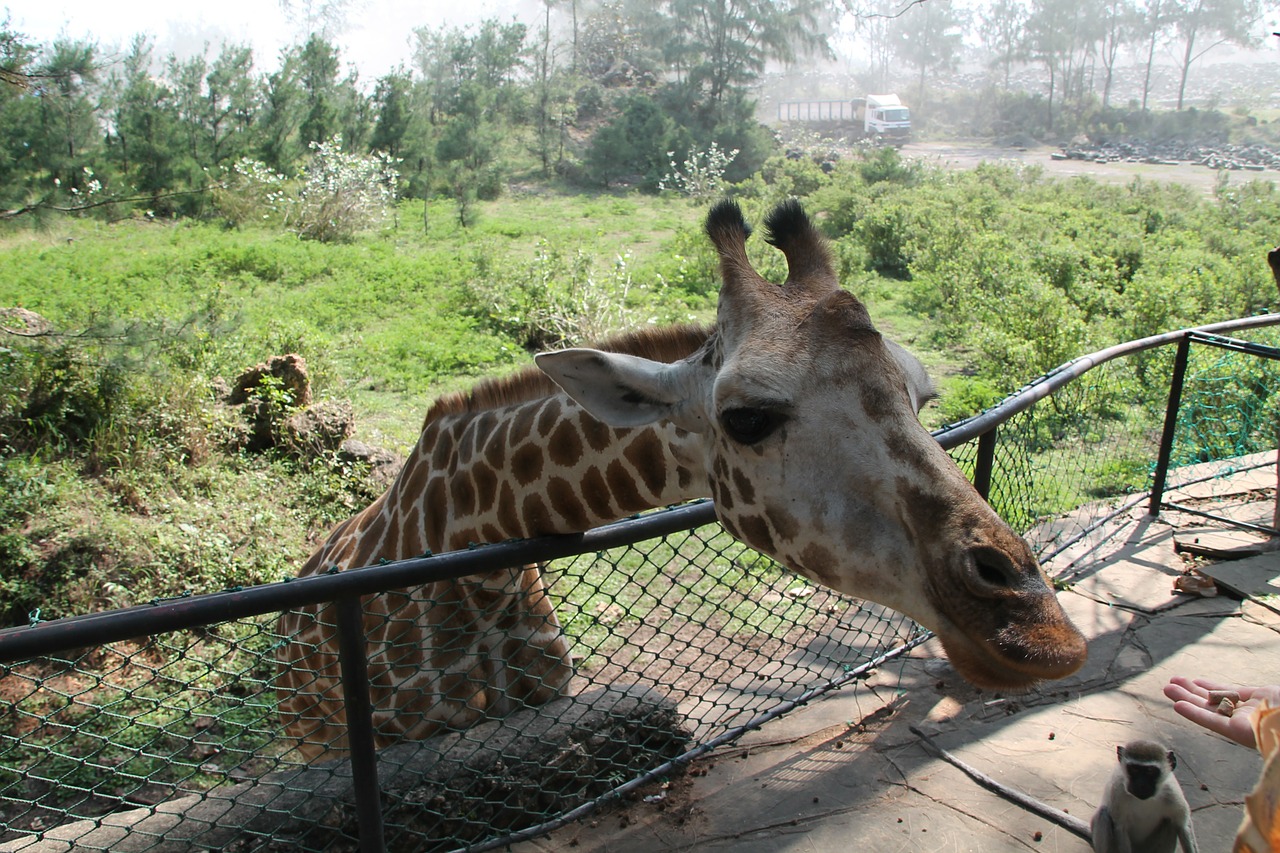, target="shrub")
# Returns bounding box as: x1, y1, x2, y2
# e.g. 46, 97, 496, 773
462, 240, 645, 349
288, 136, 401, 243
212, 158, 289, 228
659, 143, 739, 200
585, 94, 673, 188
